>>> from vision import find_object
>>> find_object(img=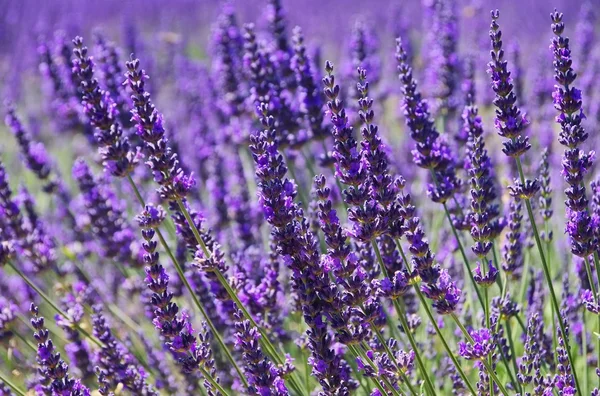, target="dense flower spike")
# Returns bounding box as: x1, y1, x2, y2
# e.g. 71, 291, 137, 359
138, 206, 222, 394
502, 197, 524, 278
550, 10, 598, 257
250, 103, 351, 395
72, 36, 138, 177
29, 304, 91, 395
463, 80, 503, 286
488, 10, 533, 160
396, 38, 460, 204
124, 57, 196, 200
233, 310, 289, 395
3, 4, 600, 396
458, 328, 493, 360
